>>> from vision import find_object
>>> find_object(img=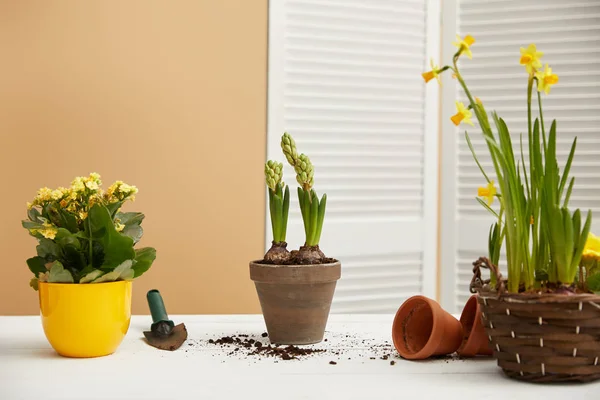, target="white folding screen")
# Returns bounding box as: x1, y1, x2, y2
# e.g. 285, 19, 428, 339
266, 0, 440, 313
442, 0, 600, 313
